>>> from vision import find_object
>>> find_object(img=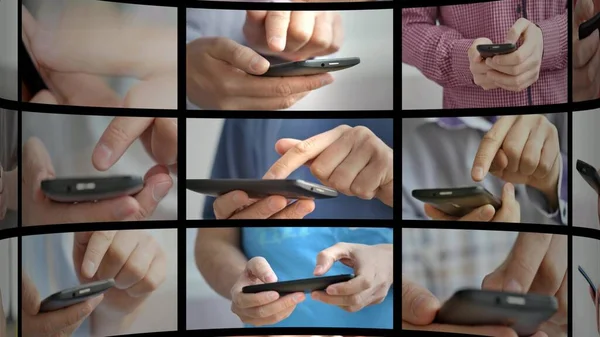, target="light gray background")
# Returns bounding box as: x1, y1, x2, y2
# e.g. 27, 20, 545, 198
0, 0, 18, 101
0, 238, 18, 322
573, 236, 600, 337
573, 110, 600, 229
